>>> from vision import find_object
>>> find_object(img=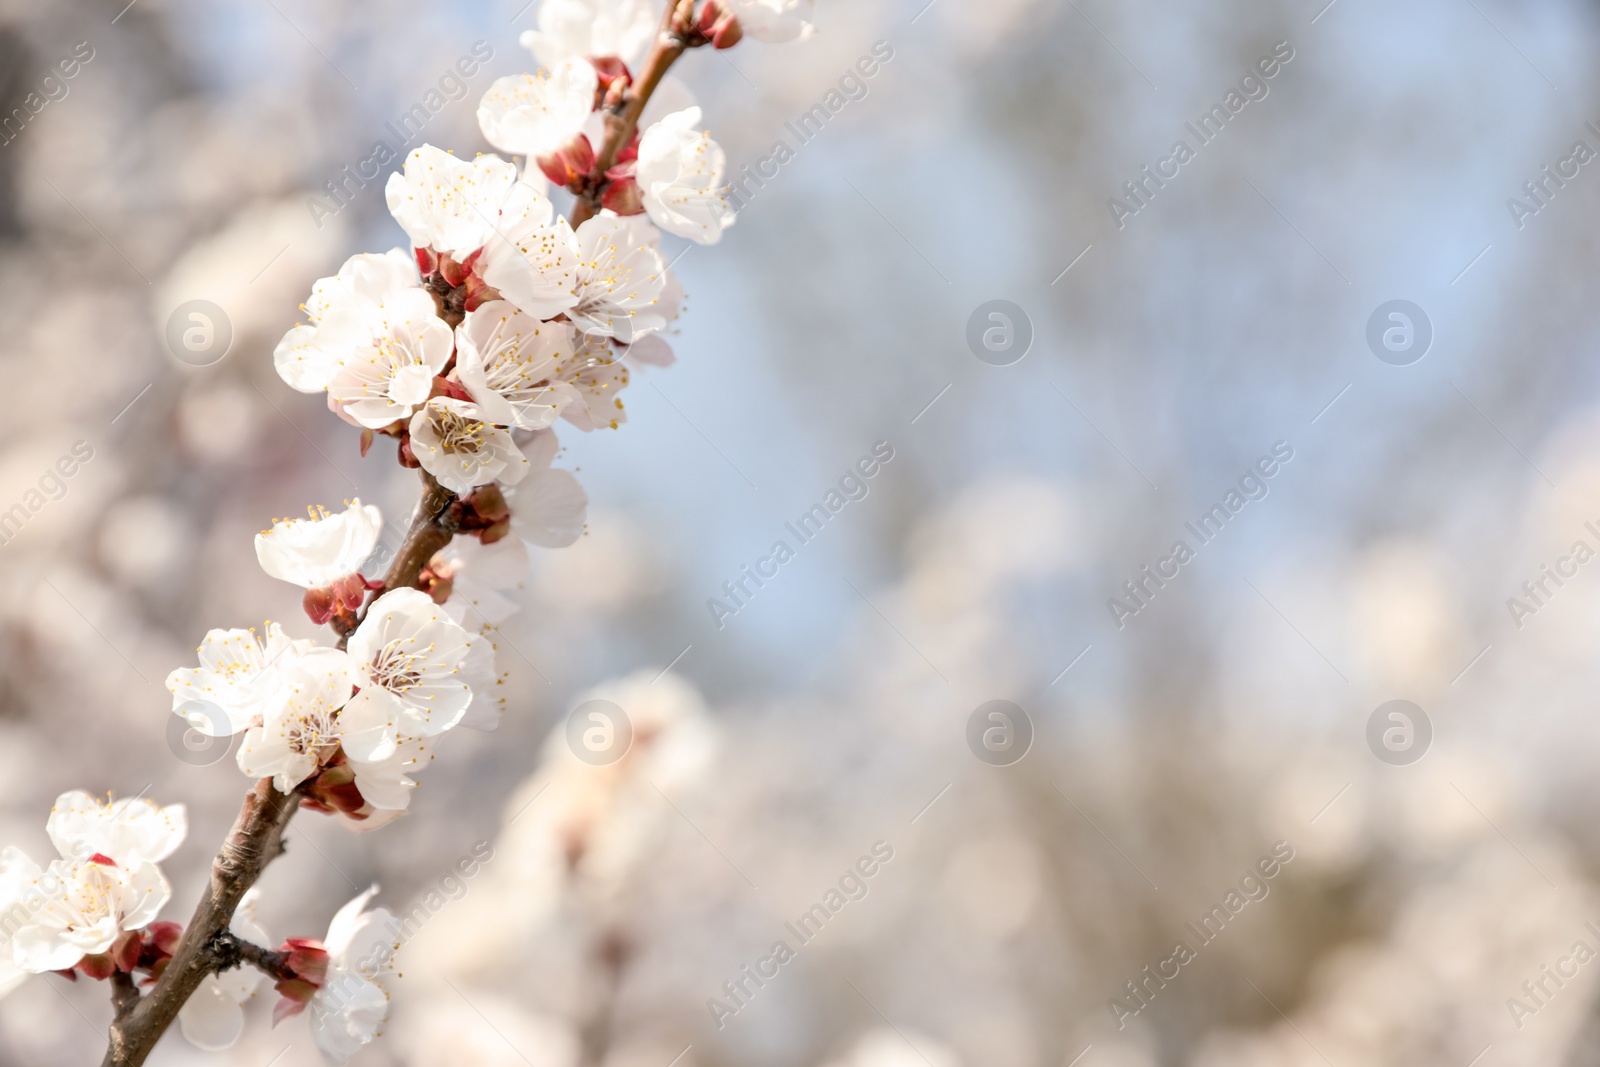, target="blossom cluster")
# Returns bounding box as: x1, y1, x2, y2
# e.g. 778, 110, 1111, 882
0, 0, 813, 1062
